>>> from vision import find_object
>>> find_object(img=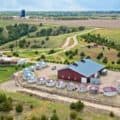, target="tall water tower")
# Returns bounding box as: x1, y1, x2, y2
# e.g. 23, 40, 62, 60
20, 9, 26, 17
